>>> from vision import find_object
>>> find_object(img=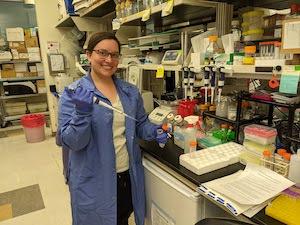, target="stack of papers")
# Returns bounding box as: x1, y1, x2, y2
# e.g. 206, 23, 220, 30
197, 164, 295, 217
271, 92, 300, 104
